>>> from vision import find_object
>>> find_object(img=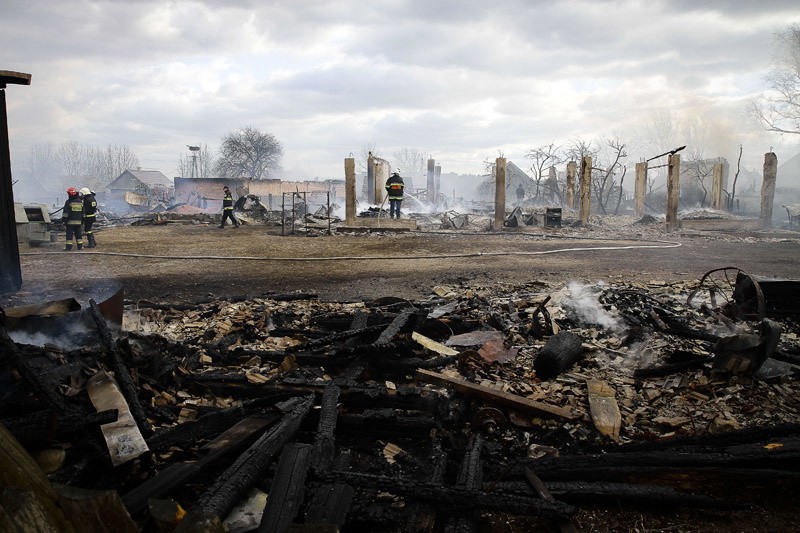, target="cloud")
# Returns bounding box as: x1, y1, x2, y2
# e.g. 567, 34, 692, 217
3, 0, 800, 181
